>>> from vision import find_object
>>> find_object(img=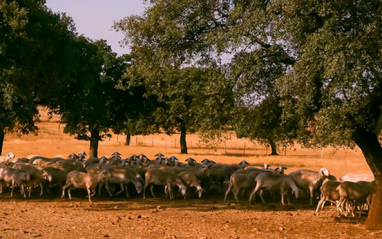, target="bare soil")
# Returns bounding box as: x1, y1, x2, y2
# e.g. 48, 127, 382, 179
0, 108, 380, 238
